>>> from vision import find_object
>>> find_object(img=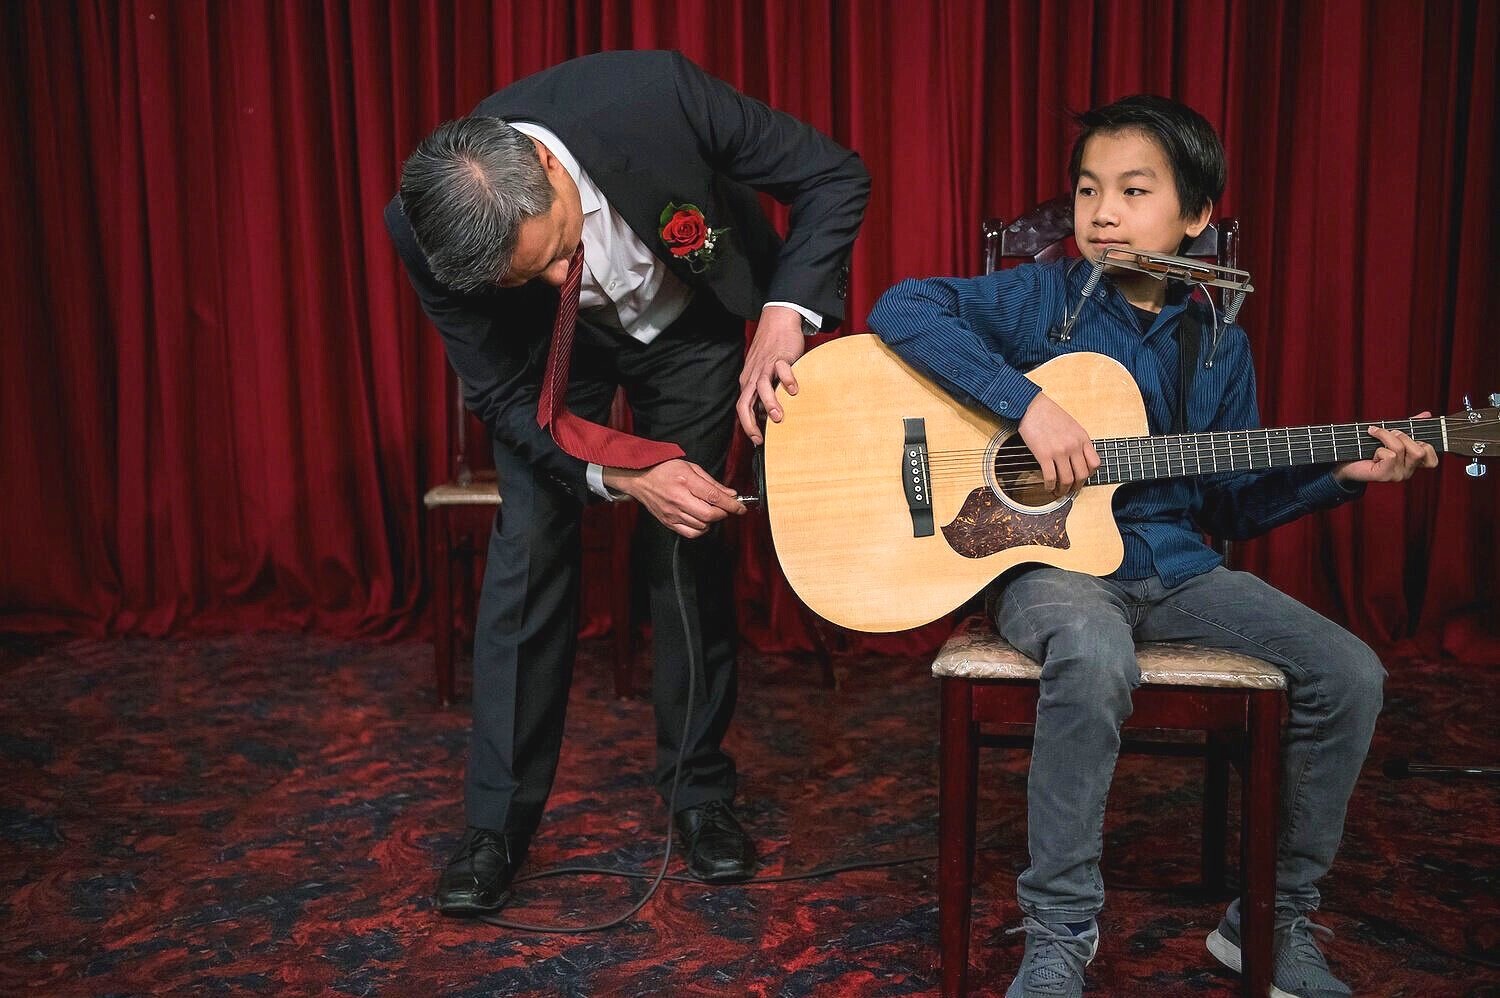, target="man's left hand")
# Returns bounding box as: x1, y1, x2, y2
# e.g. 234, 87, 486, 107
1333, 414, 1440, 484
736, 306, 807, 445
